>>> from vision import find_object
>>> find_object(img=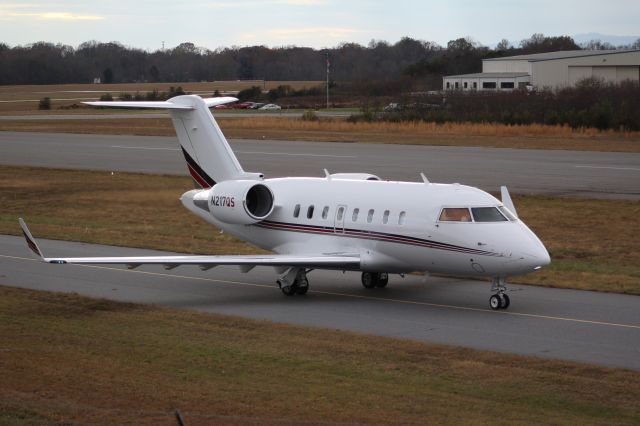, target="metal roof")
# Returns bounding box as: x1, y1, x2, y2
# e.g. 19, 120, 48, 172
444, 72, 530, 78
484, 49, 640, 62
